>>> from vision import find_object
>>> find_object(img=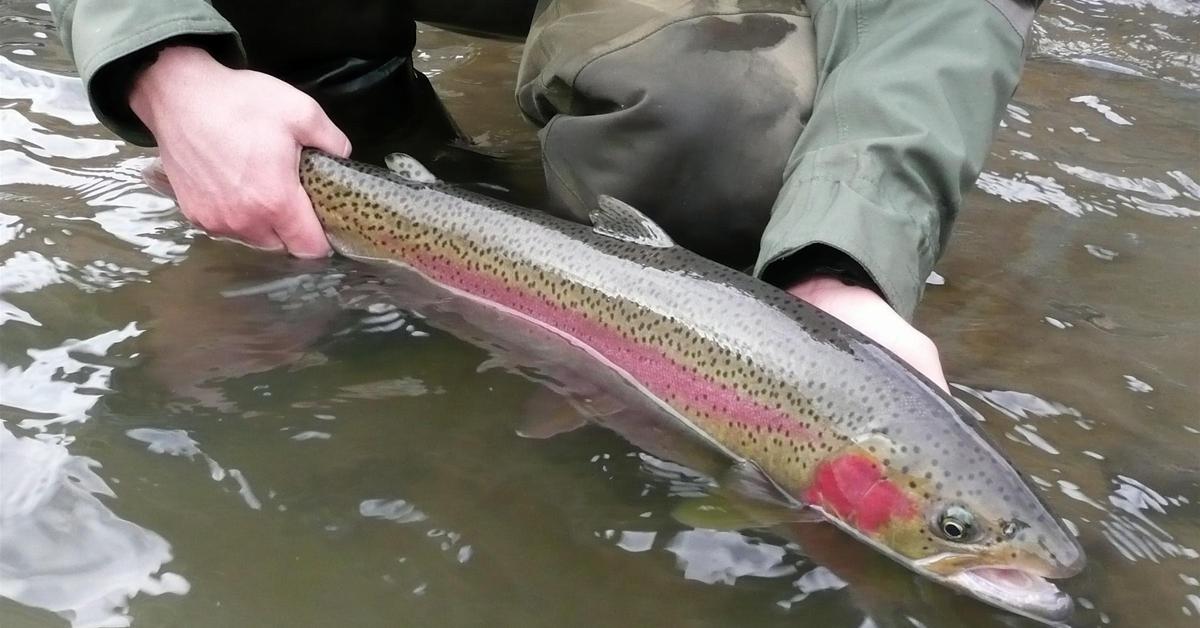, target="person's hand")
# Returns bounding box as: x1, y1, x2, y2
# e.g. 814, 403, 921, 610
130, 45, 351, 257
788, 276, 949, 392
